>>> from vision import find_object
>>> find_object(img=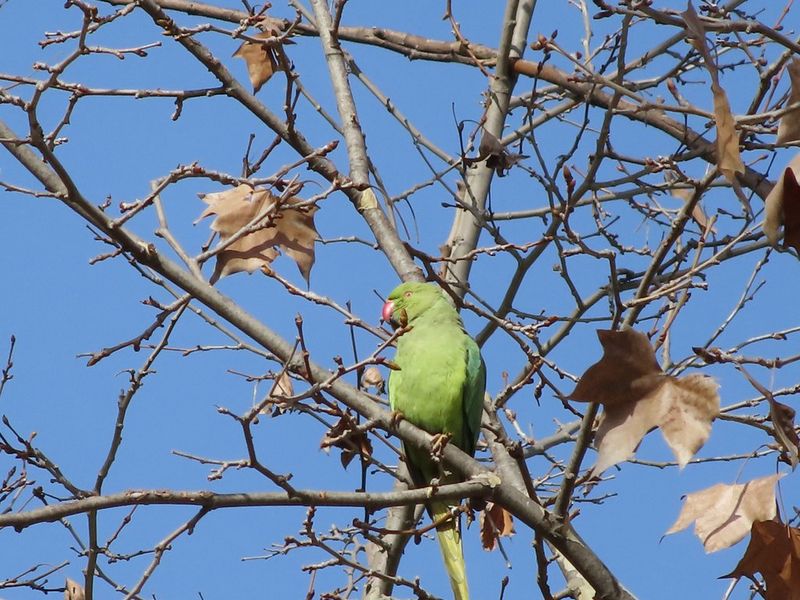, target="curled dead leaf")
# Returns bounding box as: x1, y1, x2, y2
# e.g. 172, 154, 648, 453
261, 371, 295, 416
738, 365, 799, 469
666, 474, 784, 552
321, 413, 373, 469
198, 185, 318, 283
681, 3, 743, 184
771, 400, 800, 468
272, 372, 294, 398
712, 82, 744, 184
667, 173, 712, 232
723, 520, 800, 600
777, 58, 800, 145
233, 24, 287, 92
681, 2, 714, 70
479, 502, 515, 551
465, 131, 527, 177
360, 366, 385, 394
764, 154, 800, 252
